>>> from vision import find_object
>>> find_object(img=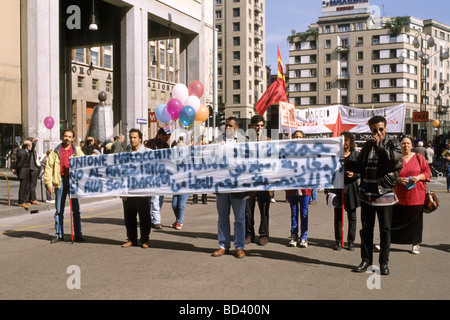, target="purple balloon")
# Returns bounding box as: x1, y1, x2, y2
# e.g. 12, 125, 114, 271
167, 98, 183, 120
44, 116, 55, 129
